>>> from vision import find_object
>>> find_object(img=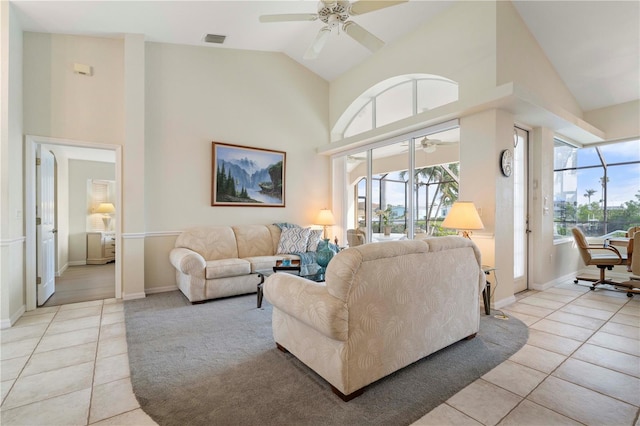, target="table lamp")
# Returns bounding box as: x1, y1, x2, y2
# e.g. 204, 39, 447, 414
315, 208, 335, 240
95, 202, 116, 231
441, 201, 484, 239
